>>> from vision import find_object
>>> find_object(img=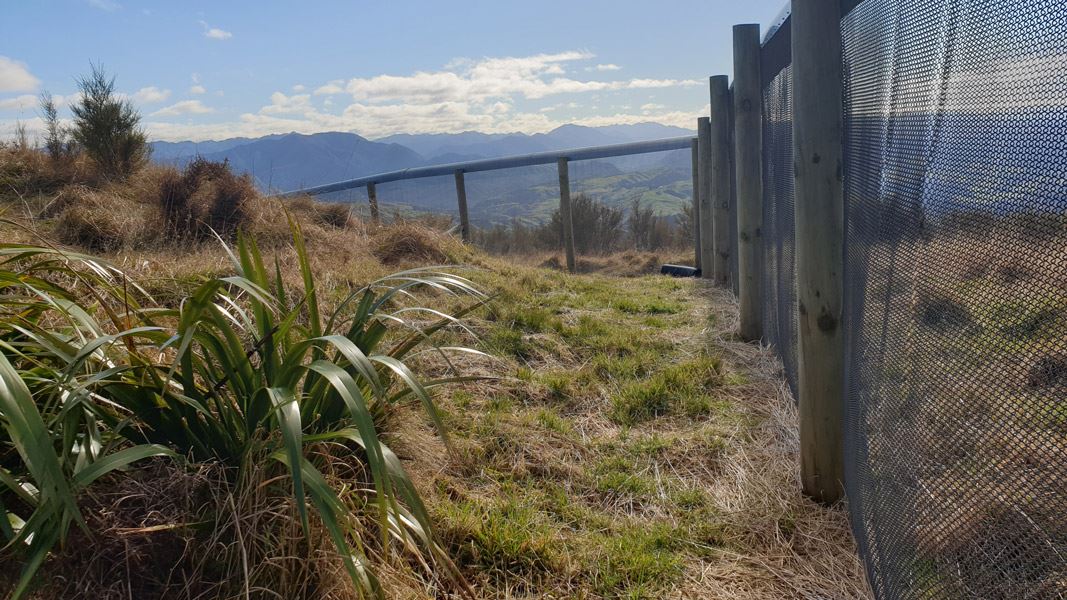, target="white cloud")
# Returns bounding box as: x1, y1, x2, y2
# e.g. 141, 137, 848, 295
259, 91, 313, 115
0, 57, 40, 93
591, 63, 621, 72
0, 94, 37, 111
189, 84, 206, 94
151, 99, 214, 116
314, 80, 345, 95
129, 50, 702, 141
199, 21, 232, 40
338, 51, 697, 104
88, 0, 120, 11
133, 86, 171, 103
